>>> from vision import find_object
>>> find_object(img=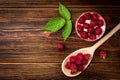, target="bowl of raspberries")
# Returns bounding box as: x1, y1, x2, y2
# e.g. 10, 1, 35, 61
75, 12, 106, 41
